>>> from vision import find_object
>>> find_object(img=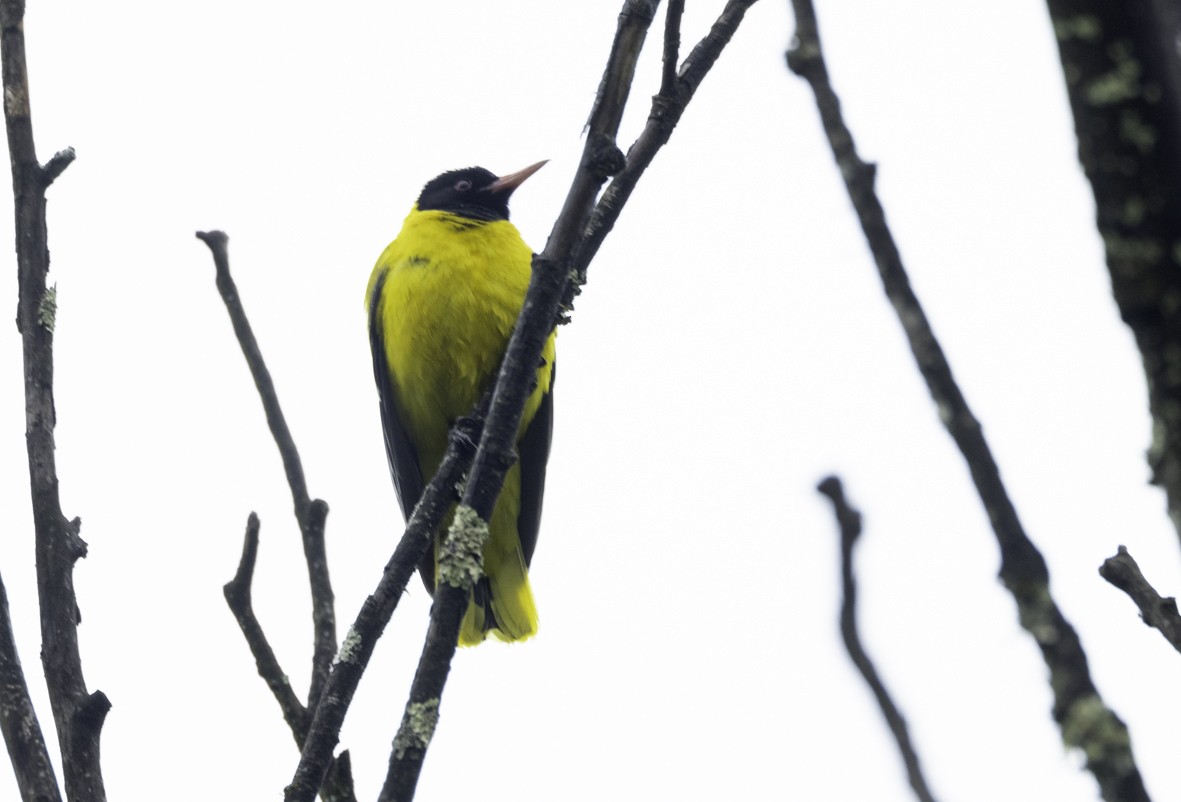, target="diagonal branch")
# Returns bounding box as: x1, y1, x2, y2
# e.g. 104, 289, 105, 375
568, 0, 758, 309
787, 3, 1149, 800
817, 477, 940, 802
286, 409, 484, 802
659, 0, 685, 98
2, 2, 109, 800
194, 230, 312, 511
1100, 546, 1181, 654
196, 232, 352, 801
1044, 1, 1181, 547
223, 513, 309, 745
376, 3, 660, 793
196, 231, 338, 712
379, 2, 760, 799
286, 4, 761, 799
0, 569, 60, 802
